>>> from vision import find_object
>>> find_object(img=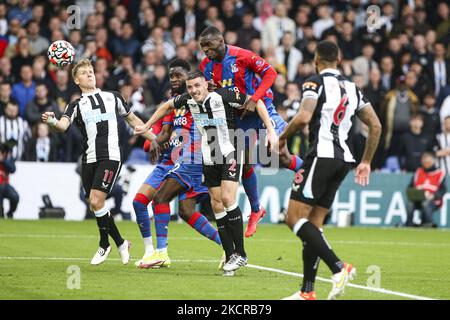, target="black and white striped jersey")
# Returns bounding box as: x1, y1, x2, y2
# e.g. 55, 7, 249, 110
0, 115, 31, 160
62, 89, 130, 163
173, 87, 248, 165
301, 68, 370, 163
435, 132, 450, 174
